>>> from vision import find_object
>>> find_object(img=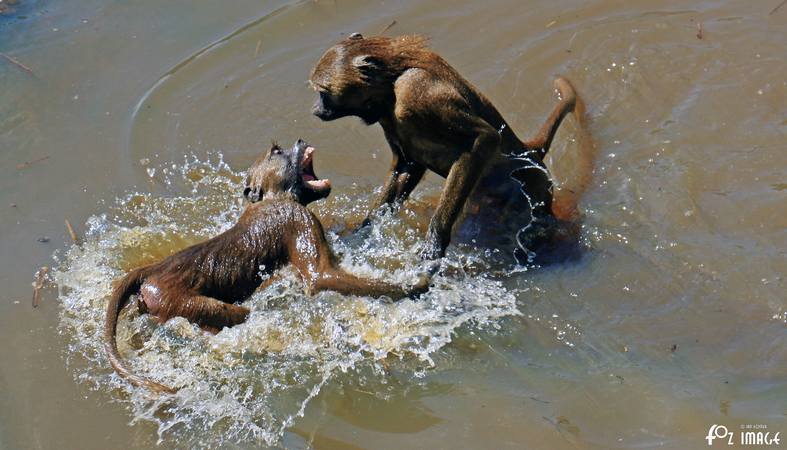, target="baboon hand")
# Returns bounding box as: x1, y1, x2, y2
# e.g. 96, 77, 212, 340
409, 273, 432, 297
405, 260, 439, 298
418, 226, 448, 260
